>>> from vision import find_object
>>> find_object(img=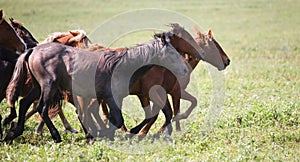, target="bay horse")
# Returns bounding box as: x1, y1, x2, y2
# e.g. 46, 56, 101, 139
128, 28, 230, 139
4, 33, 190, 143
0, 10, 26, 53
